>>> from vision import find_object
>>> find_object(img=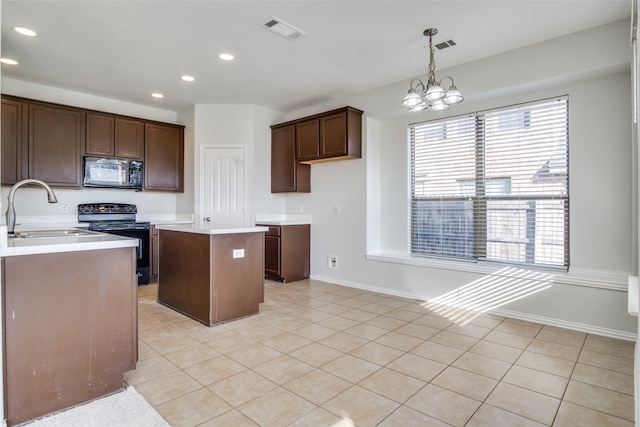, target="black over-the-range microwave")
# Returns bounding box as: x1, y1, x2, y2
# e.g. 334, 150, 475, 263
83, 156, 143, 190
